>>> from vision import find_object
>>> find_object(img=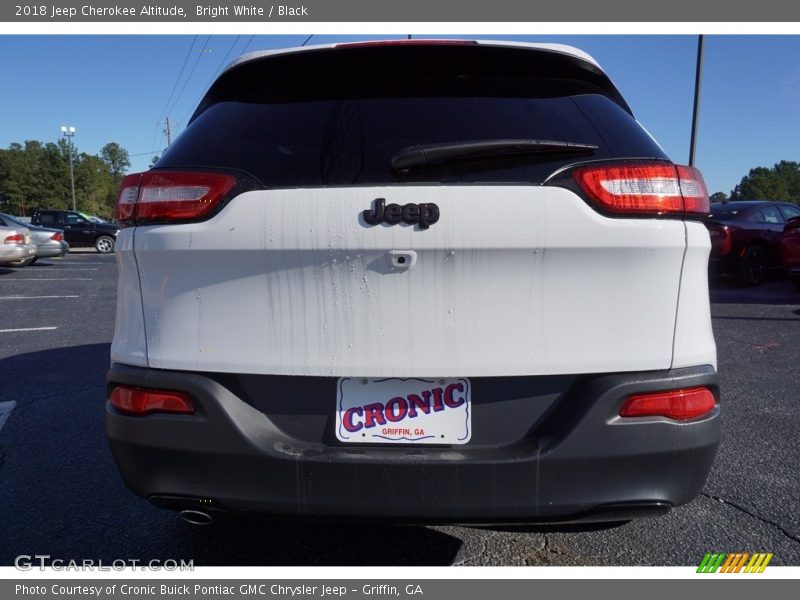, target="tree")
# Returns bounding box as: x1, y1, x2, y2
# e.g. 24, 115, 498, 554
0, 139, 131, 217
709, 192, 728, 203
730, 161, 800, 203
100, 142, 131, 180
149, 155, 160, 168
